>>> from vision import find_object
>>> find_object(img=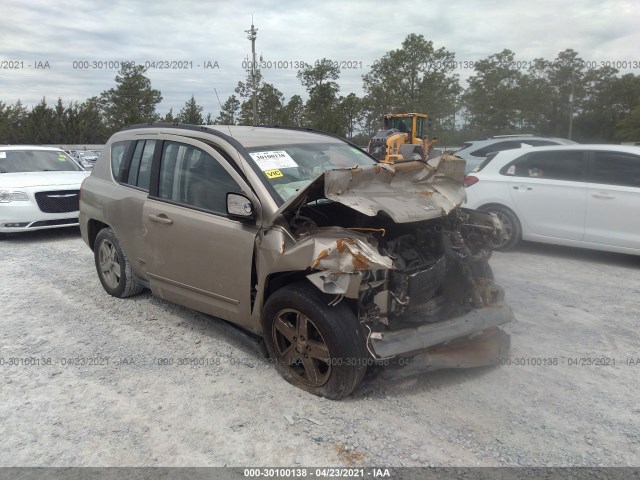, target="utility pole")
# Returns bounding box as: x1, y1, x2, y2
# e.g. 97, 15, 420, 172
568, 72, 575, 140
245, 18, 258, 126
